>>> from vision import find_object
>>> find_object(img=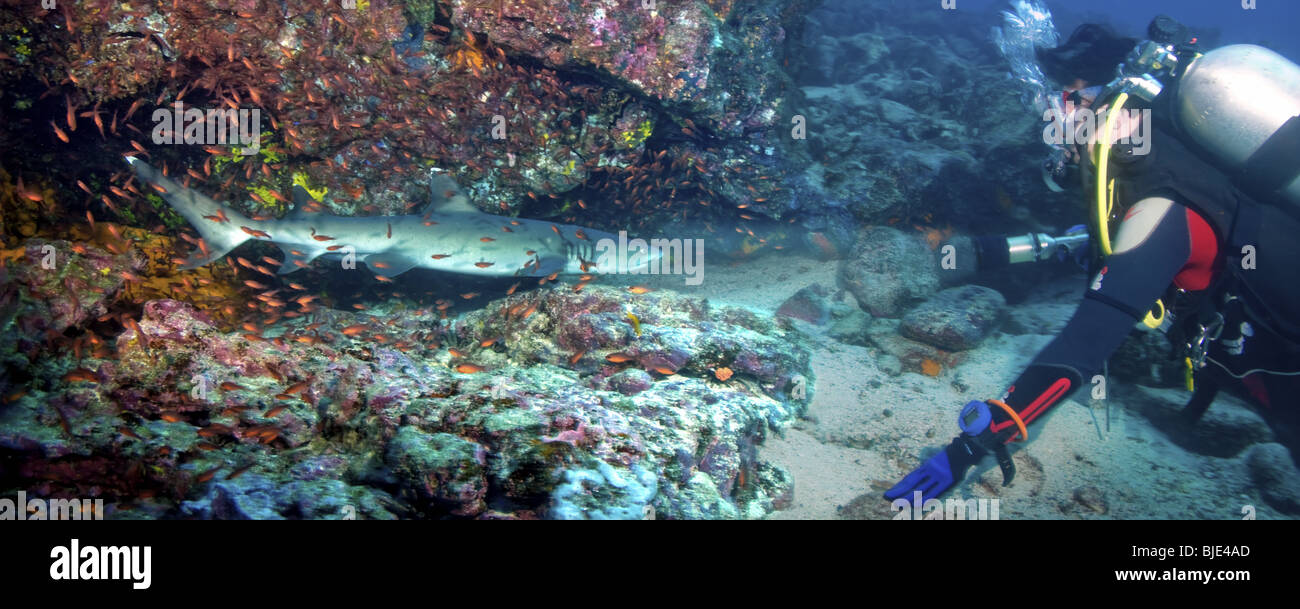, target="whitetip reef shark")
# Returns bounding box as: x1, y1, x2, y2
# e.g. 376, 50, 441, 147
124, 156, 673, 280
